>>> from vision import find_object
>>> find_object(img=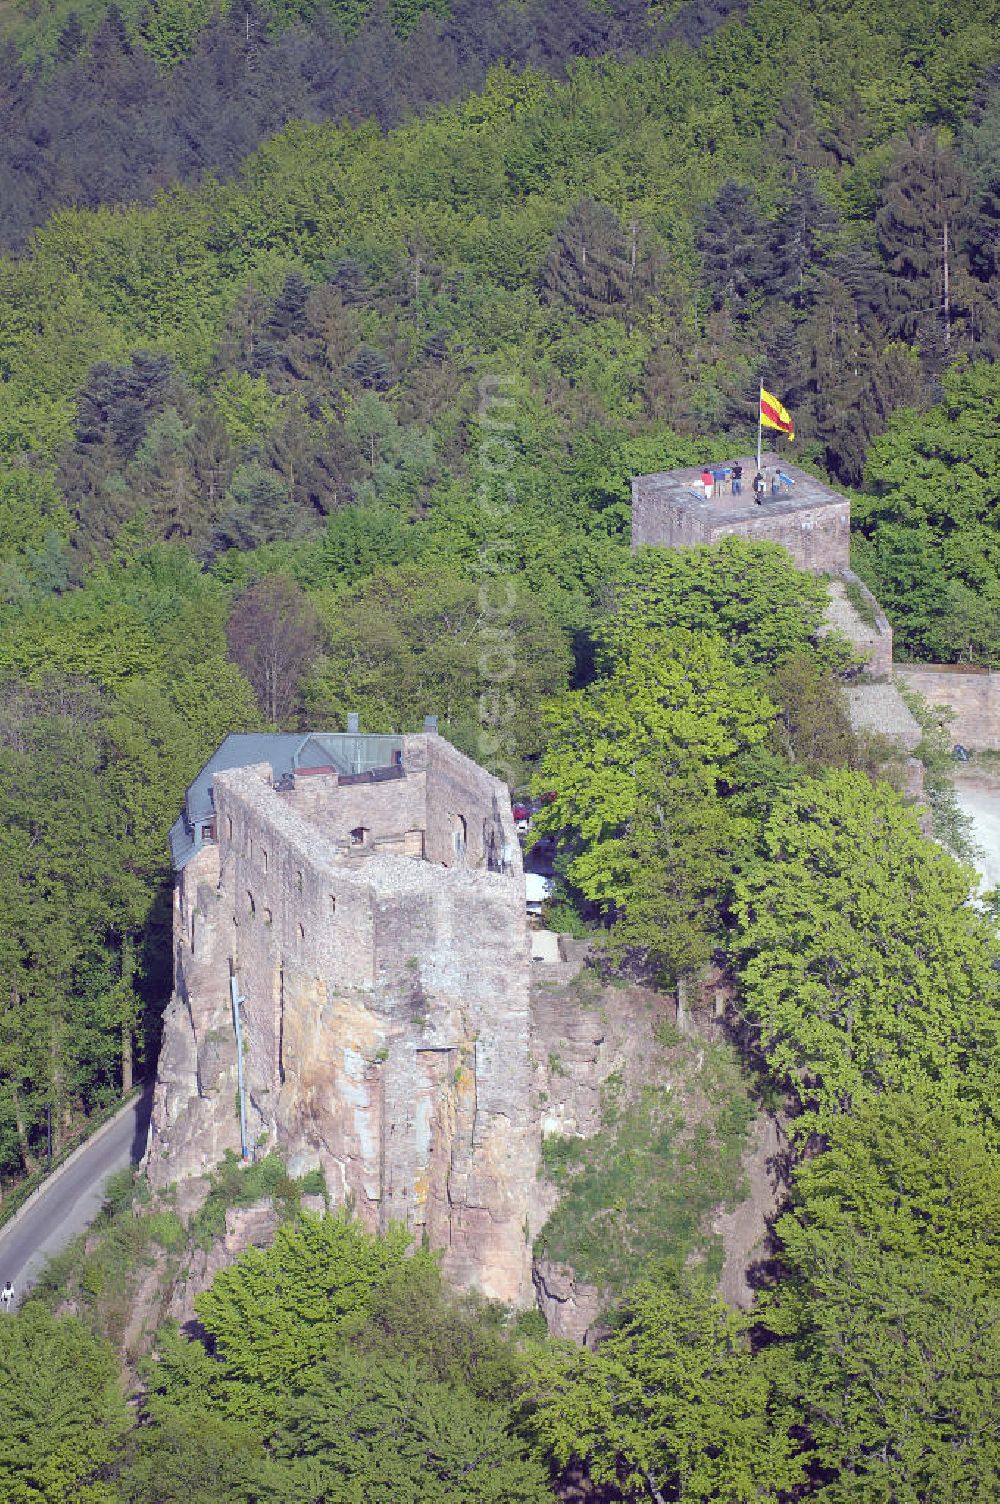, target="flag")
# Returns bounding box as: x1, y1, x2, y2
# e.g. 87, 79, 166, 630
760, 388, 794, 440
